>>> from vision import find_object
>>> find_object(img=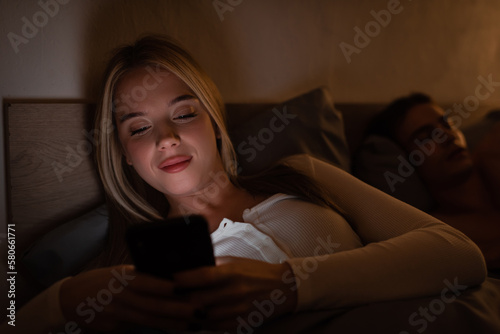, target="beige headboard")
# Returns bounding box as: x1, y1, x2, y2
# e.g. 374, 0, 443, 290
4, 102, 104, 255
